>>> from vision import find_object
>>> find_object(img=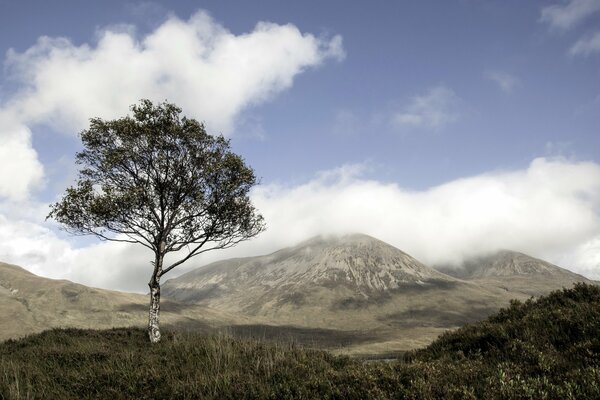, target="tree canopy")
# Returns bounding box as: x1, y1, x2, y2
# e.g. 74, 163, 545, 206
48, 100, 265, 342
